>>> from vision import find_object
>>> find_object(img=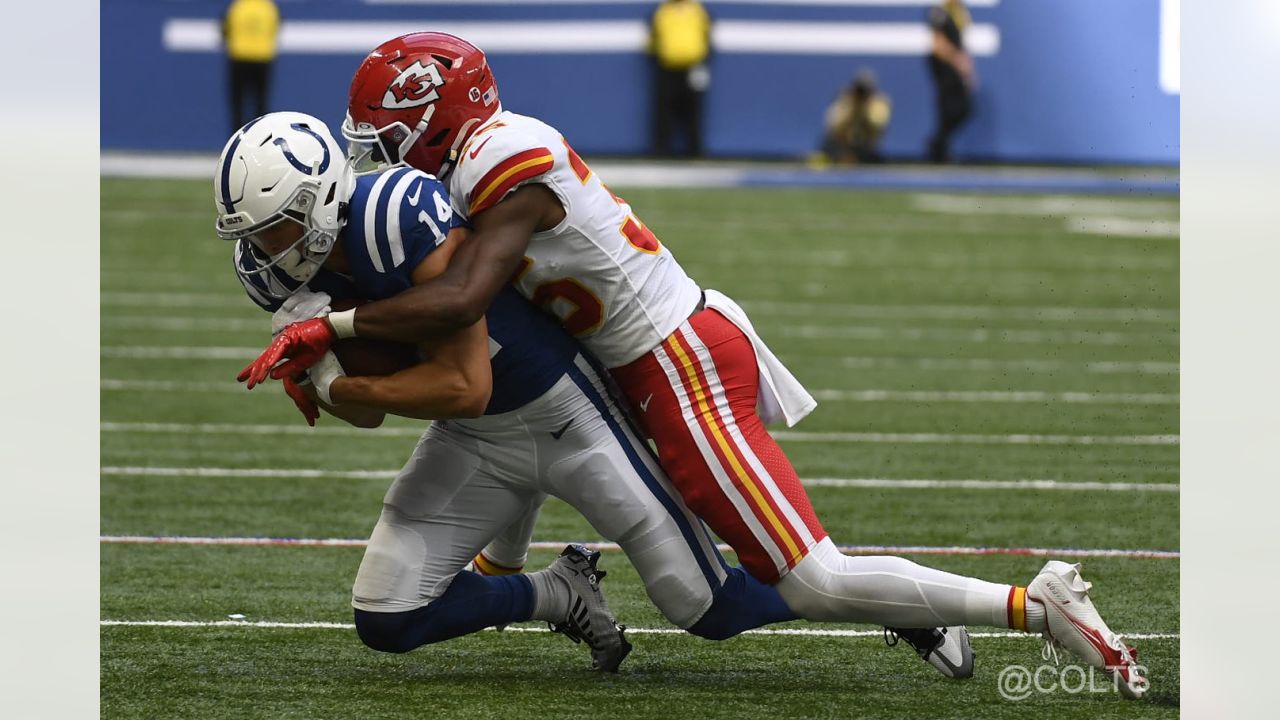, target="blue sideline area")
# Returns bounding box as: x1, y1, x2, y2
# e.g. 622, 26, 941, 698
100, 152, 1179, 196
